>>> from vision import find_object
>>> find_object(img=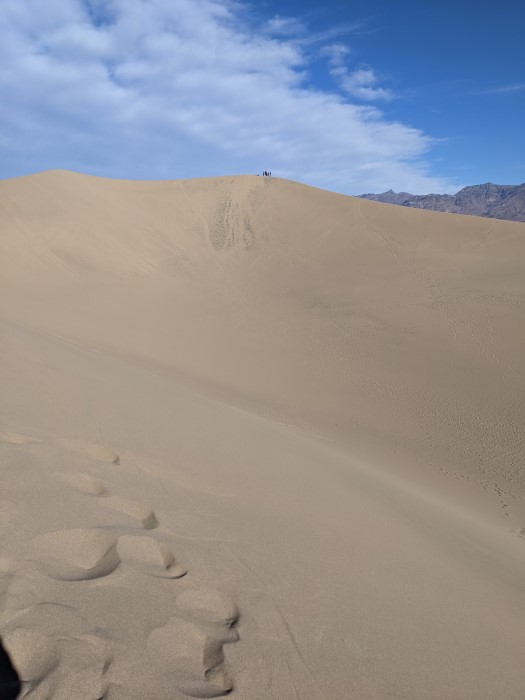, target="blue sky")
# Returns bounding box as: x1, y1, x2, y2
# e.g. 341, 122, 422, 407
1, 0, 523, 194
